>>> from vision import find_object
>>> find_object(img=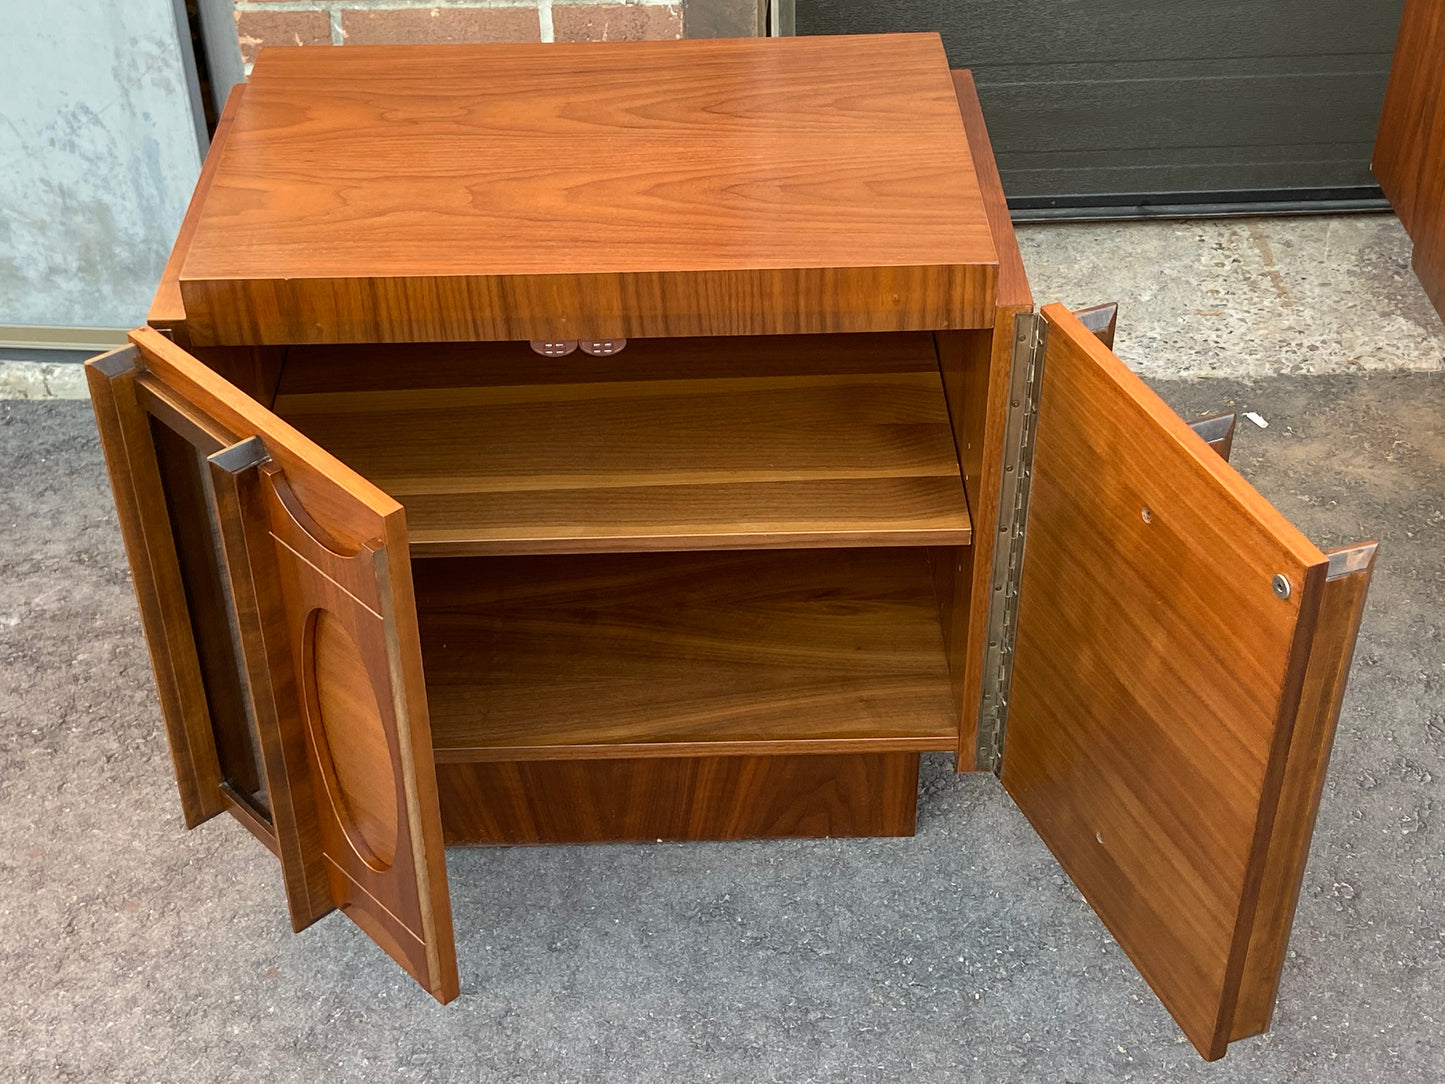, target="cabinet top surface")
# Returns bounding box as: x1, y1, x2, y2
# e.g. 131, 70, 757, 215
177, 34, 996, 300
